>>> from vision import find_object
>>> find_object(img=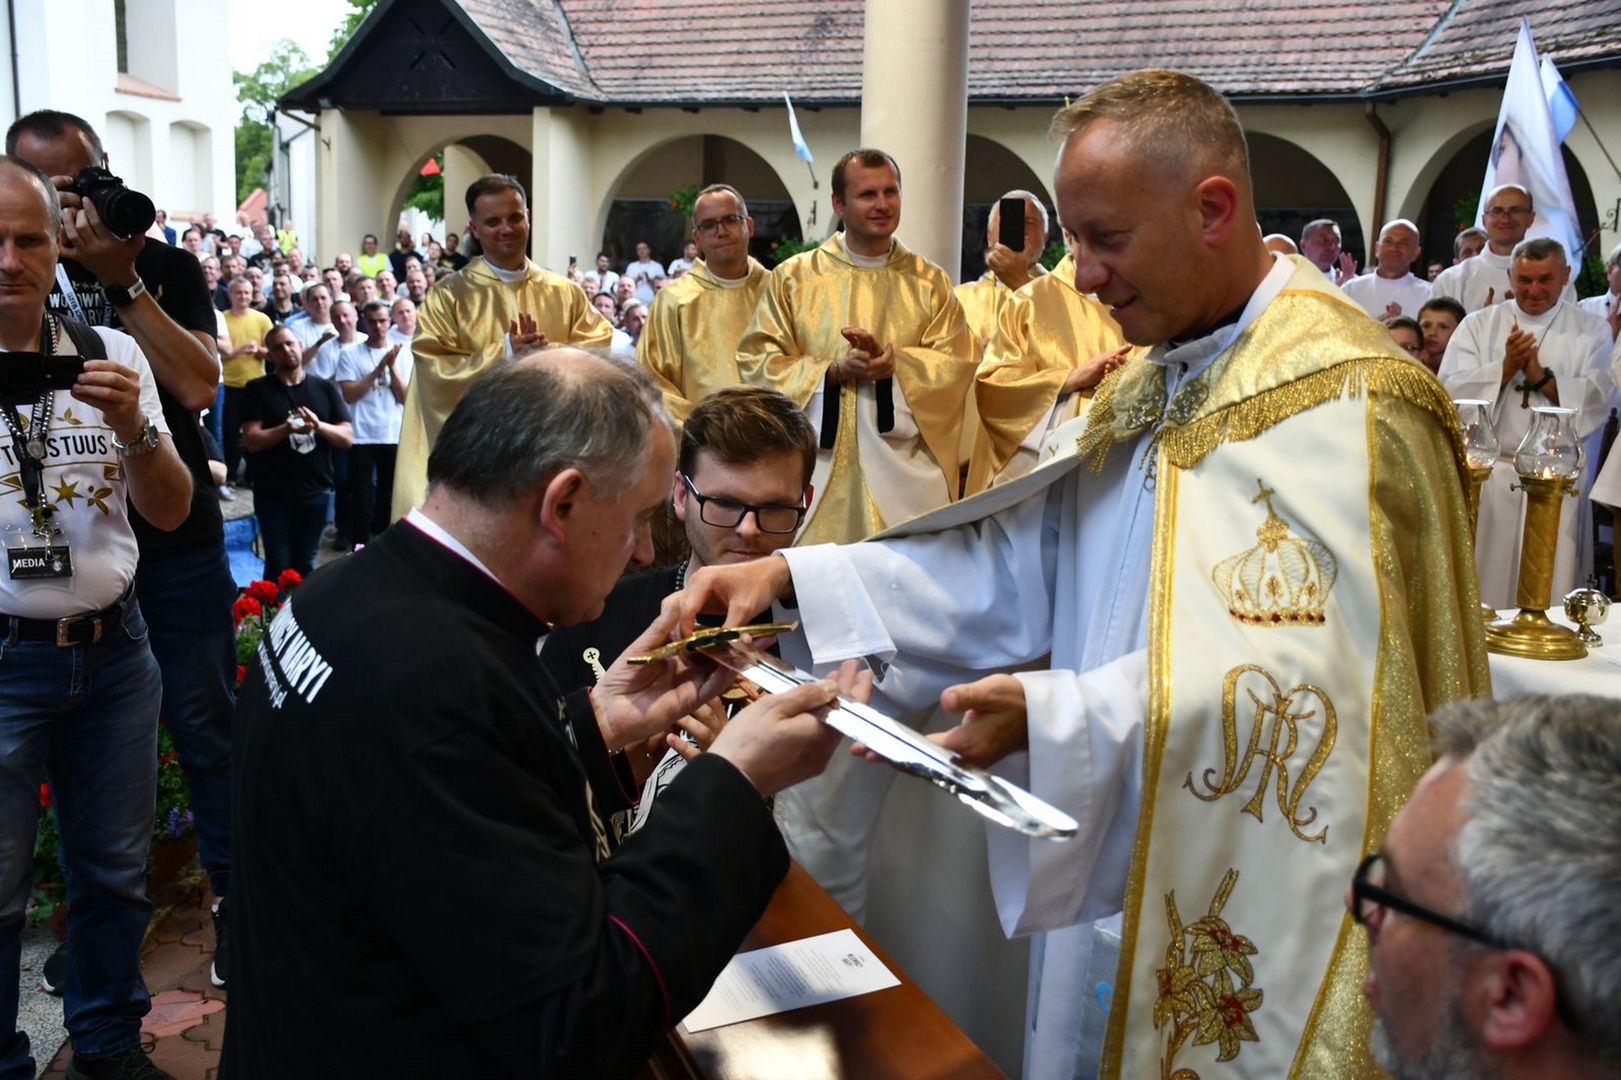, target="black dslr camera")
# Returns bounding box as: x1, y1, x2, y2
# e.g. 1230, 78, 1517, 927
67, 166, 155, 240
